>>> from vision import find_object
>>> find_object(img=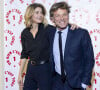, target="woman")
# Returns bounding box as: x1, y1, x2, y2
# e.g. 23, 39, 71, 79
18, 3, 52, 90
18, 3, 77, 90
